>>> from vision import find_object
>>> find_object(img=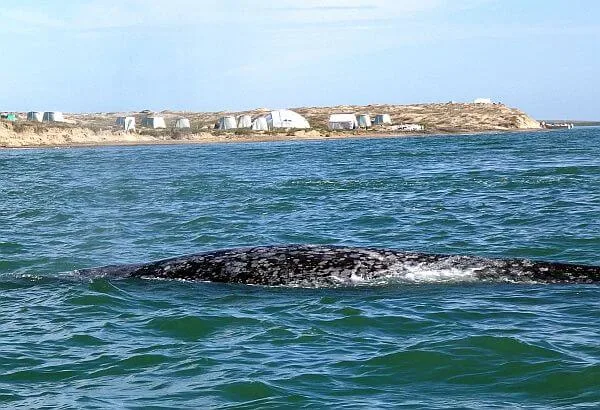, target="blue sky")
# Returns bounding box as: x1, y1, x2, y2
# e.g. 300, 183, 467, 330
1, 0, 599, 119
